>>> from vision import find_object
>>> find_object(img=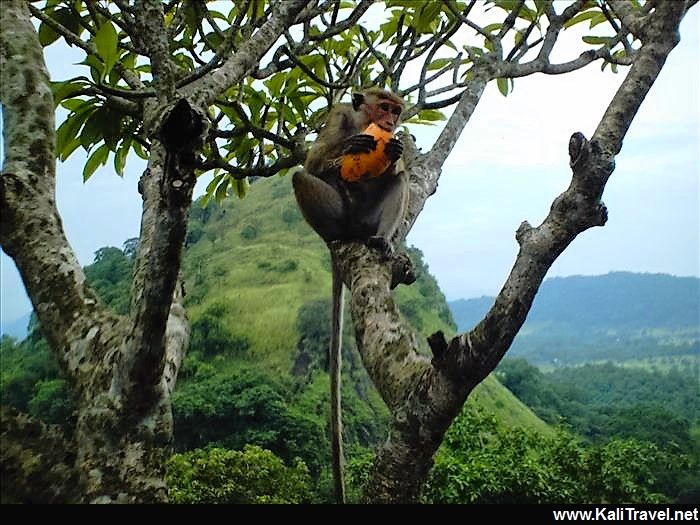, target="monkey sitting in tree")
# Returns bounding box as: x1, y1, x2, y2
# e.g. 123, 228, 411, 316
293, 88, 408, 254
292, 88, 414, 504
